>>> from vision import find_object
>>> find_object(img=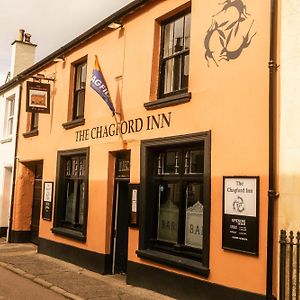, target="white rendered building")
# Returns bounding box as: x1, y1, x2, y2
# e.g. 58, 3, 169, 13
0, 30, 36, 237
